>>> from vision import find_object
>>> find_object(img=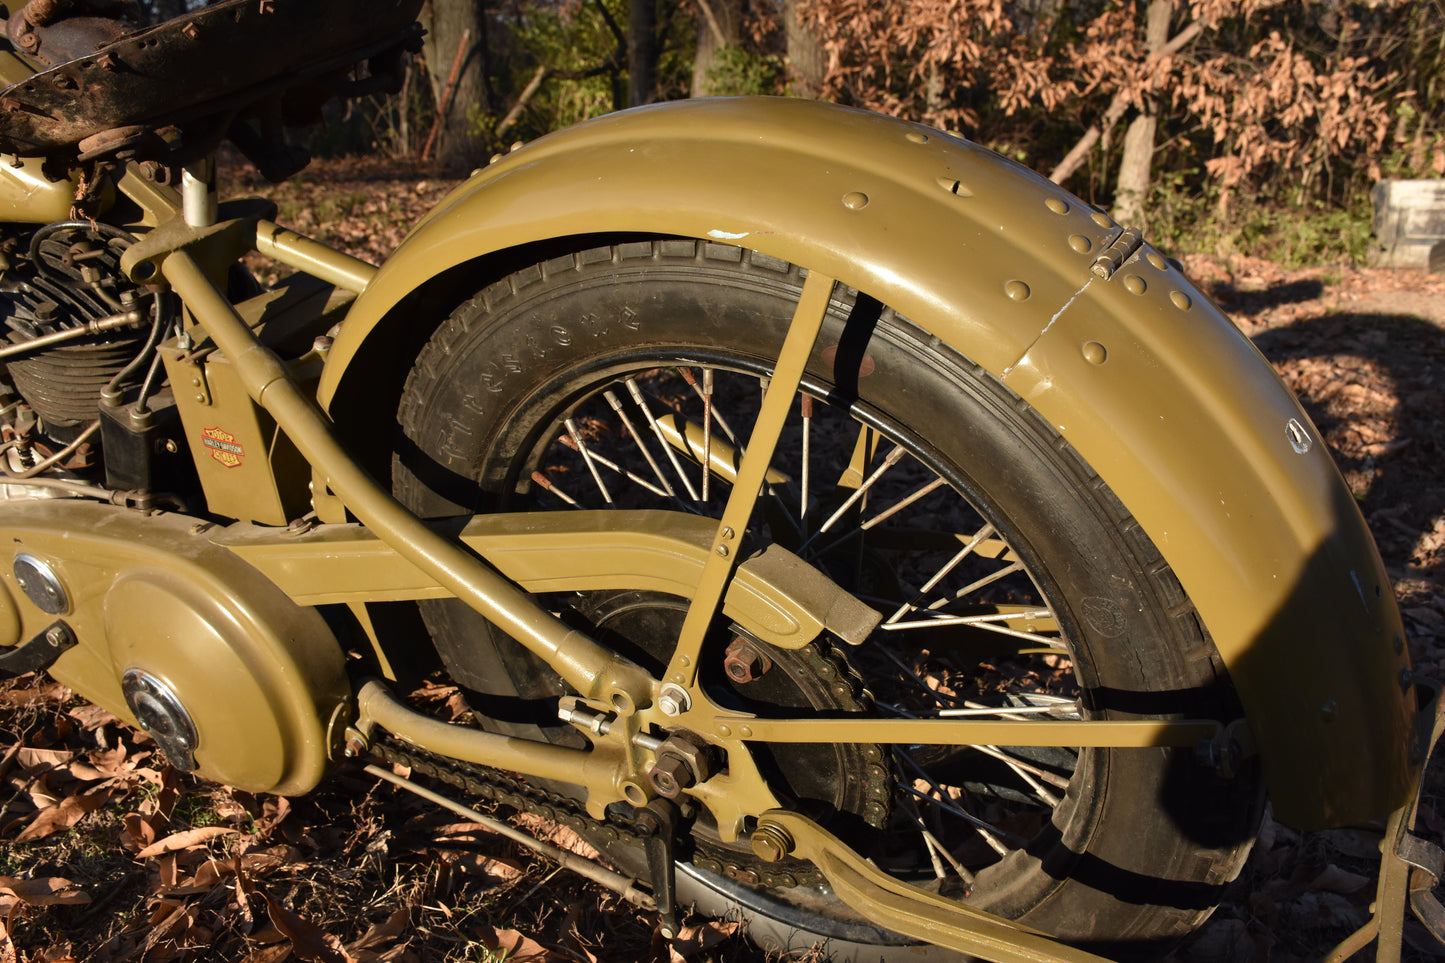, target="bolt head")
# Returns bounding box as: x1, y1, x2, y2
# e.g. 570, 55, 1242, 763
750, 824, 794, 863
657, 683, 691, 717
649, 755, 691, 798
